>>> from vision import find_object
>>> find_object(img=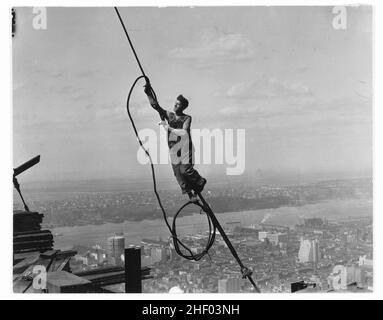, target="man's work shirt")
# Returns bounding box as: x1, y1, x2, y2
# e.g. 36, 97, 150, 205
153, 104, 194, 165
